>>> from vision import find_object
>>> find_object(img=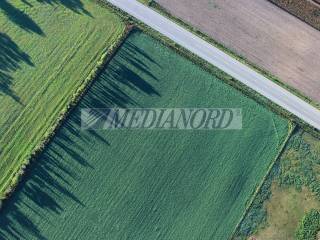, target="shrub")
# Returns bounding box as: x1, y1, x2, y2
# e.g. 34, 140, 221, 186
295, 209, 320, 240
